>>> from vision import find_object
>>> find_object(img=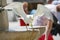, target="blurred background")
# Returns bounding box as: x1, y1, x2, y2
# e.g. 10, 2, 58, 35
0, 0, 60, 40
